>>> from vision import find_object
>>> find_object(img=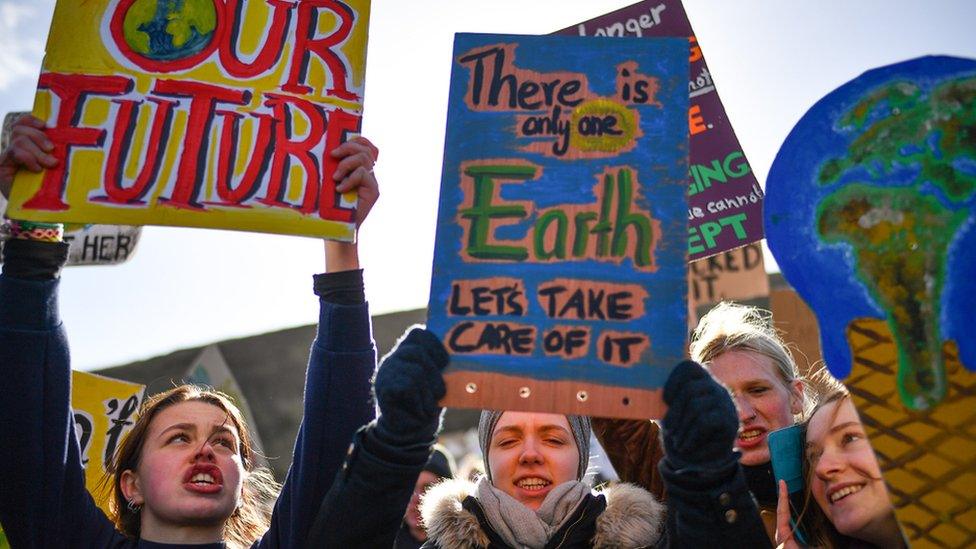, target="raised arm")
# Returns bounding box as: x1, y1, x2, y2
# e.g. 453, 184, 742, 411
305, 327, 448, 548
0, 115, 122, 546
658, 361, 772, 548
258, 137, 382, 548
